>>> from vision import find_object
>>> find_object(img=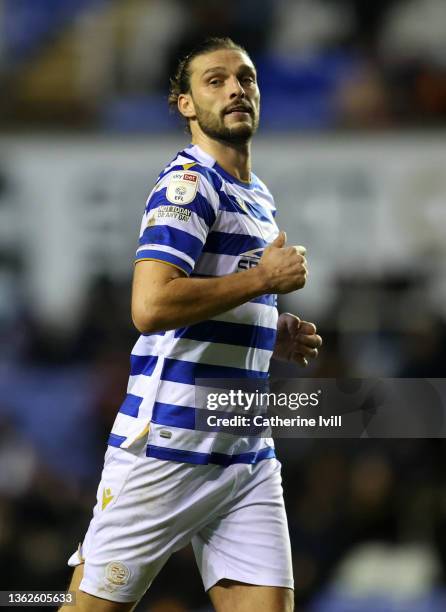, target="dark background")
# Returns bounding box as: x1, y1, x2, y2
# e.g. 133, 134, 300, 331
1, 1, 446, 610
